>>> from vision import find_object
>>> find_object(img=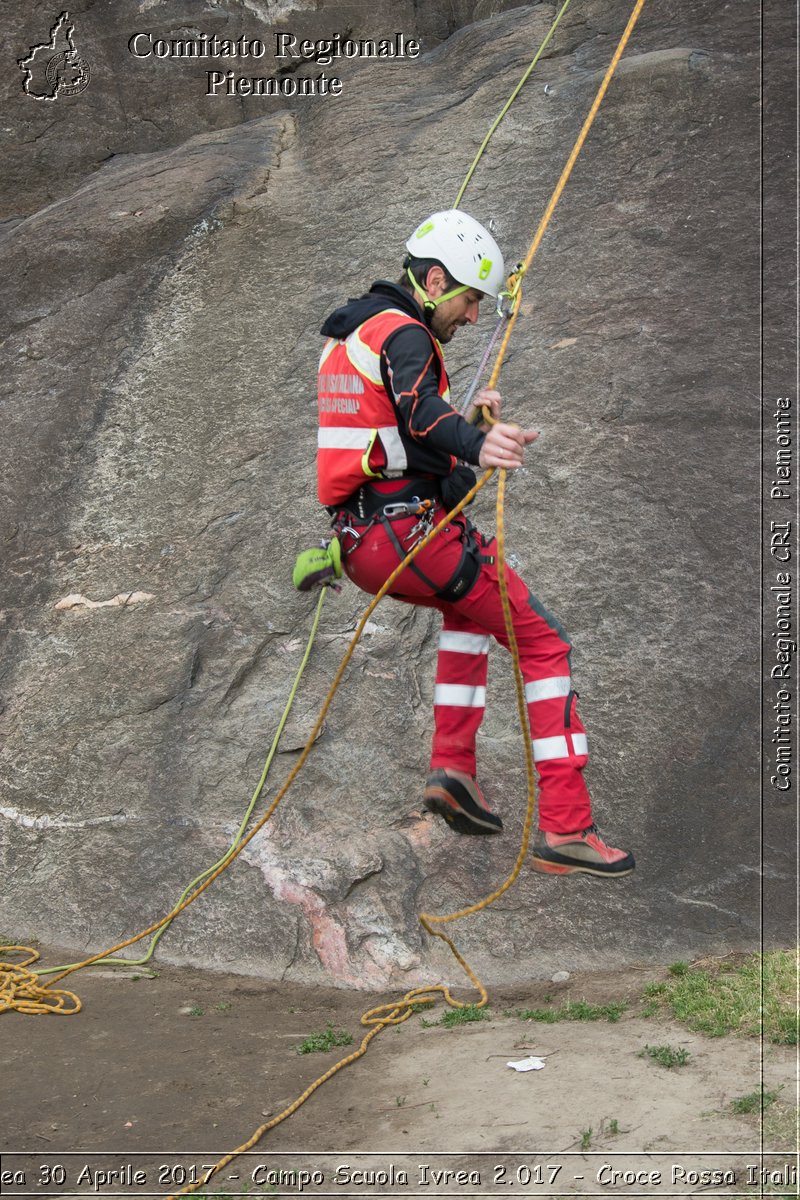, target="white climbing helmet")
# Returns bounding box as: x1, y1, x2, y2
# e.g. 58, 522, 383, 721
405, 210, 506, 300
